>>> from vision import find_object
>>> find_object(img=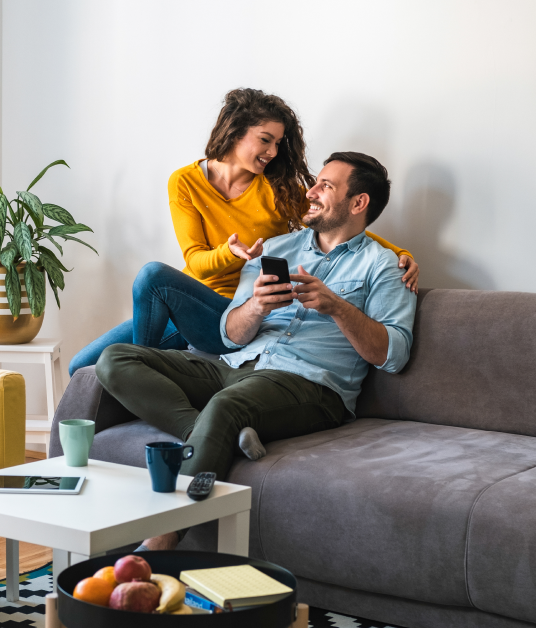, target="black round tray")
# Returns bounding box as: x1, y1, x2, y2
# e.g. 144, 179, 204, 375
57, 550, 297, 628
